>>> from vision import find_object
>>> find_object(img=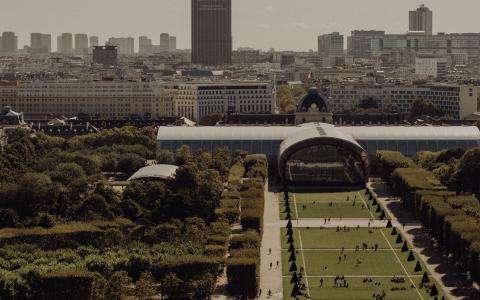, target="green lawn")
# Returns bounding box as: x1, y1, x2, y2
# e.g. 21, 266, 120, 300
281, 228, 445, 299
279, 190, 382, 220
282, 276, 441, 300
281, 228, 399, 250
